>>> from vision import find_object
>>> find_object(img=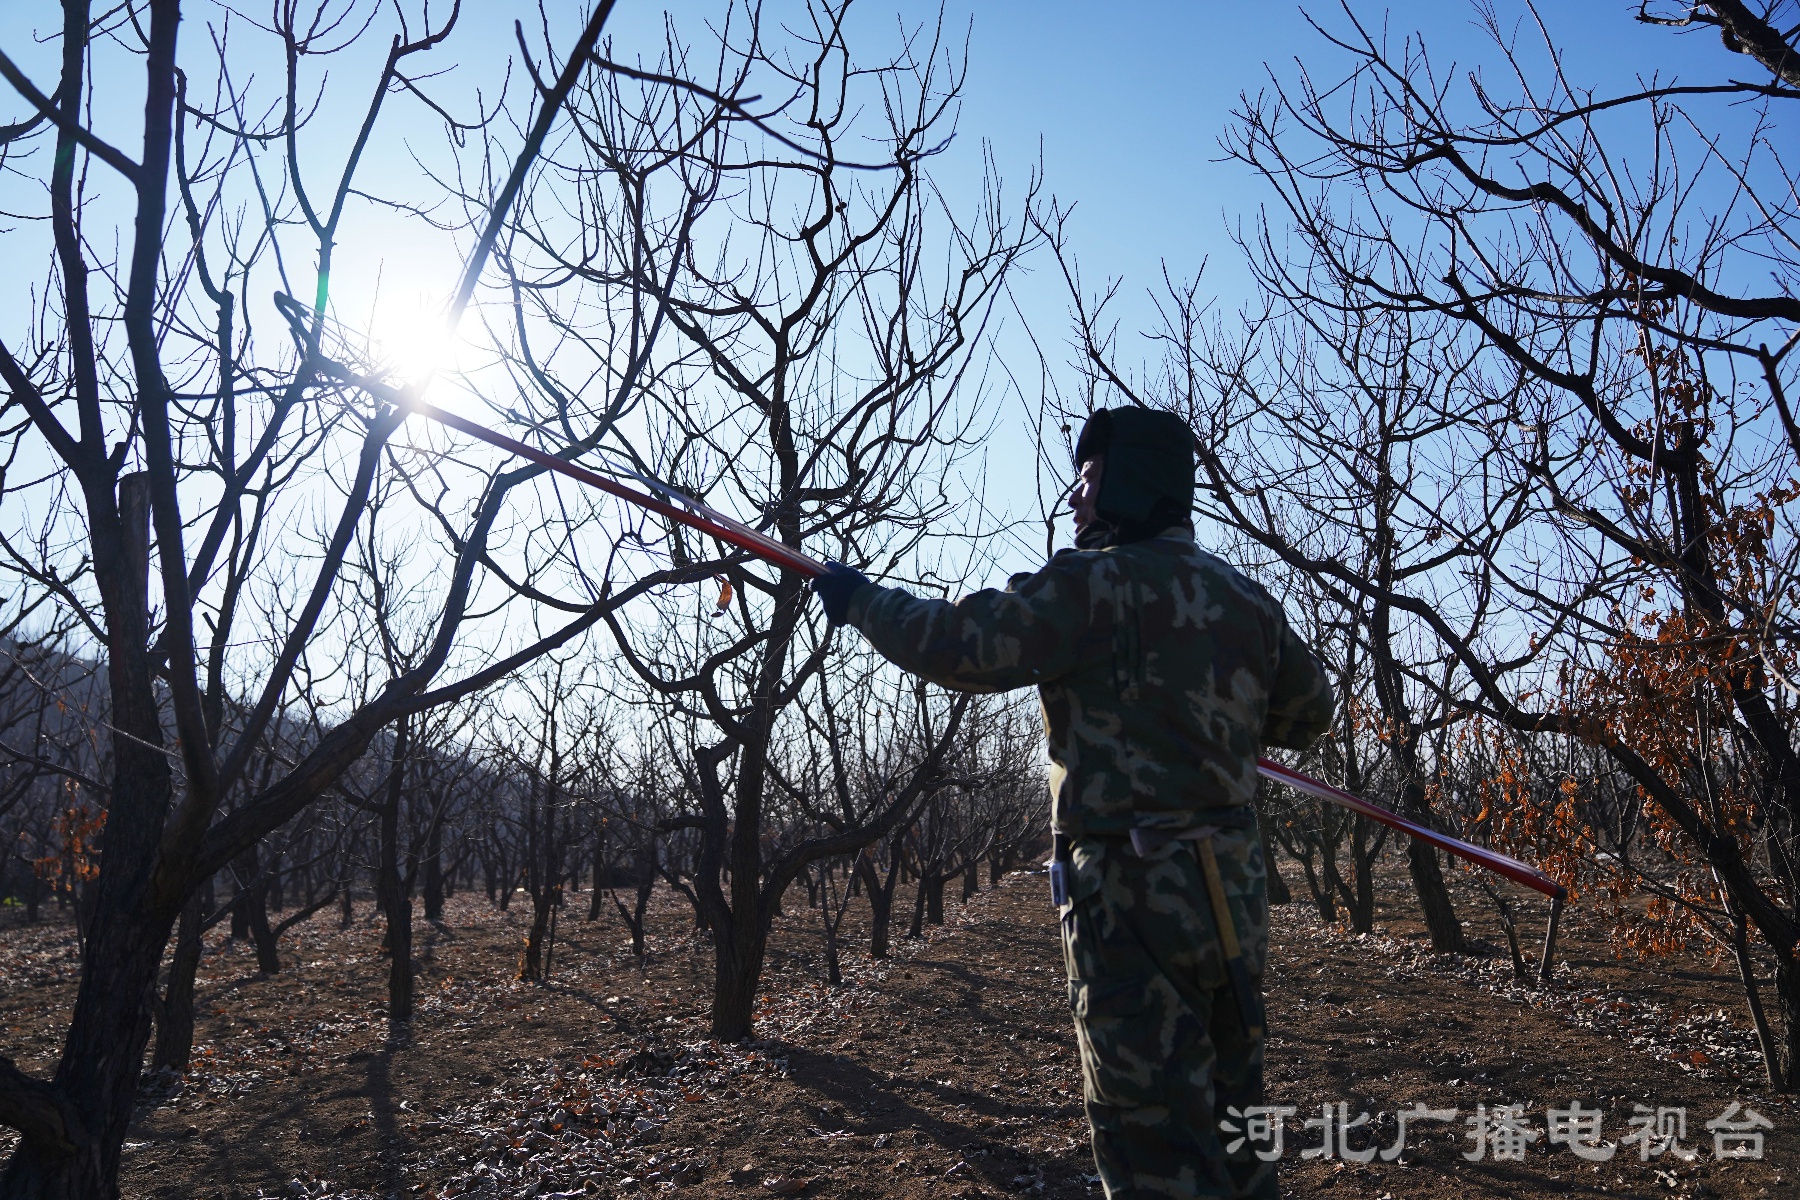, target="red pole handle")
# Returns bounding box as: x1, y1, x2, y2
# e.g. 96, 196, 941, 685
1256, 758, 1566, 901
409, 395, 827, 578
318, 359, 827, 578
